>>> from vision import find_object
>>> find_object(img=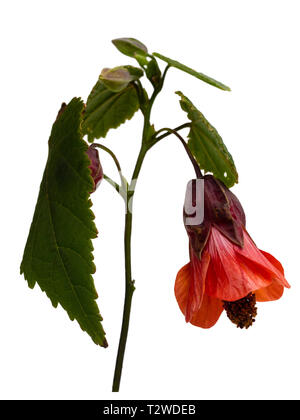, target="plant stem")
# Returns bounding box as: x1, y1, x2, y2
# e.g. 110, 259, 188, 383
103, 174, 120, 193
112, 209, 134, 392
112, 64, 171, 391
151, 123, 191, 144
111, 139, 150, 392
92, 143, 127, 192
153, 127, 203, 179
91, 143, 122, 173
